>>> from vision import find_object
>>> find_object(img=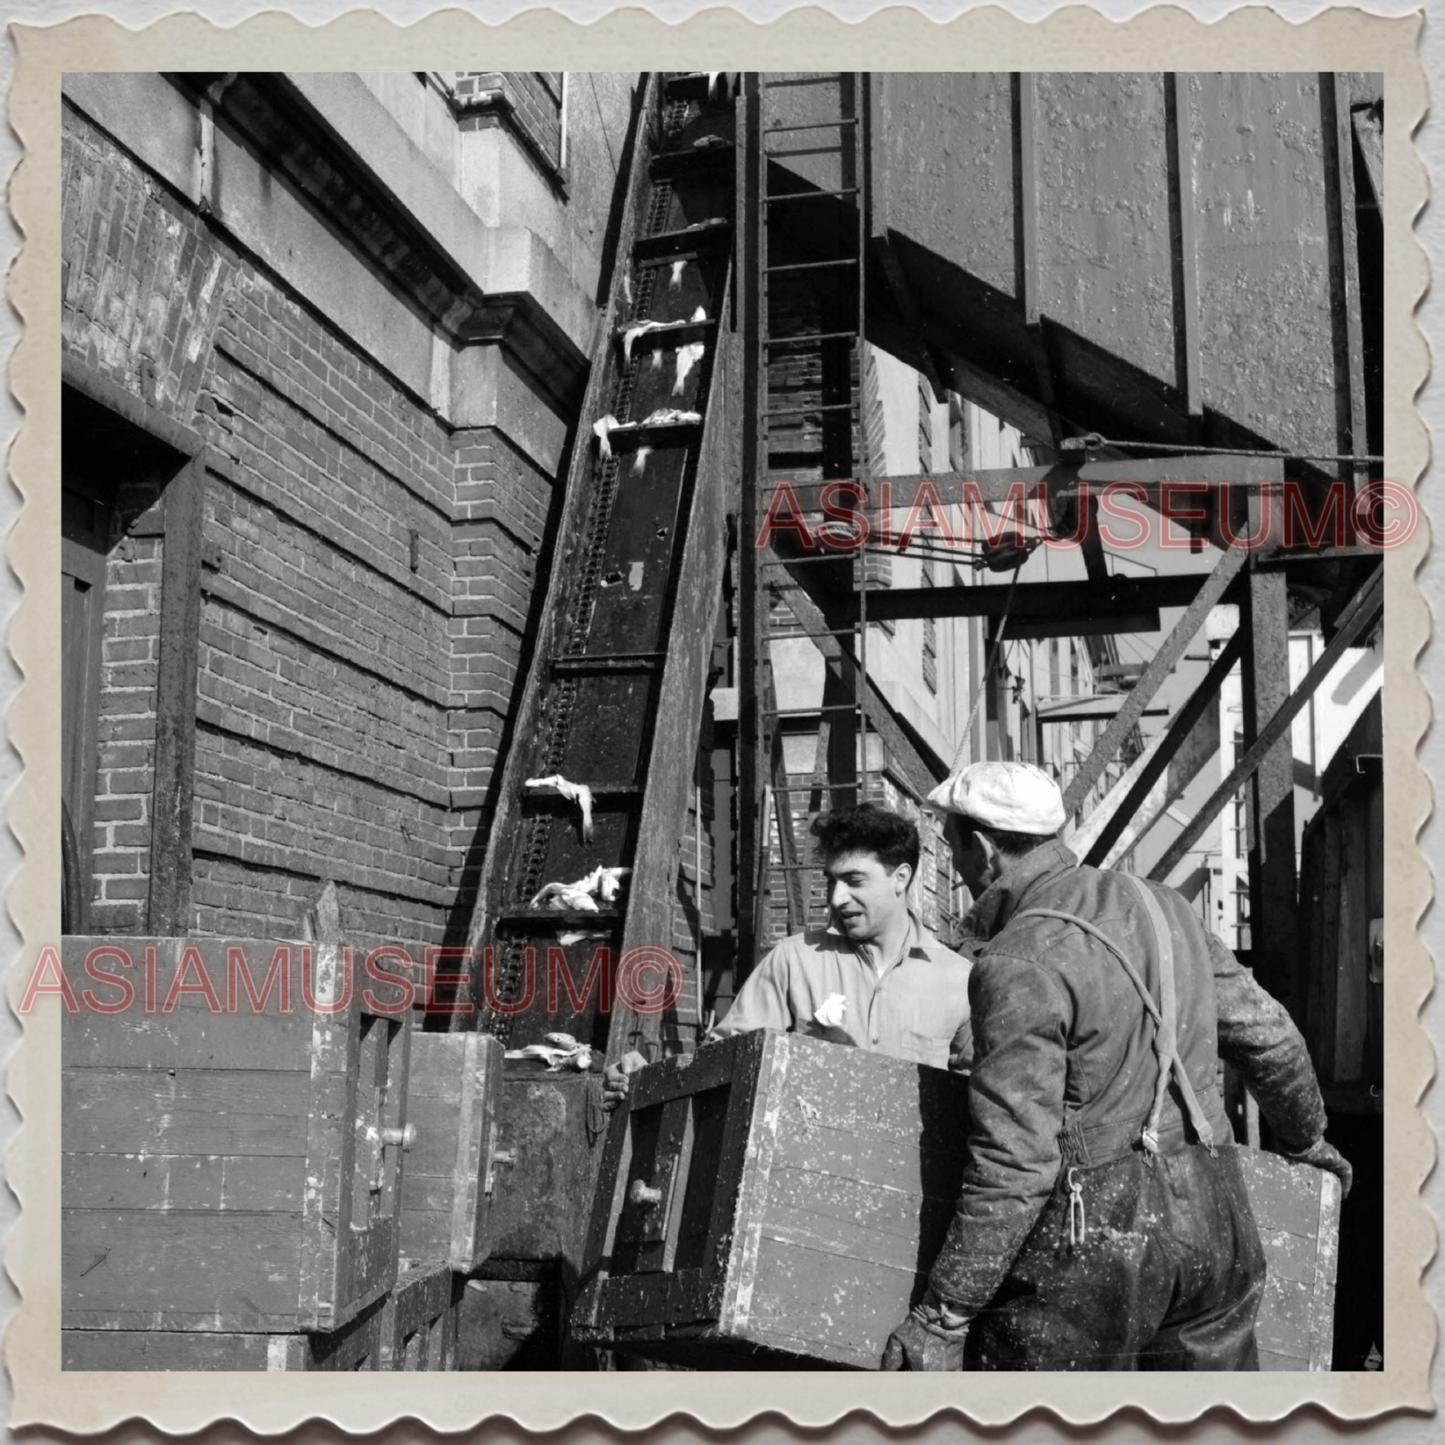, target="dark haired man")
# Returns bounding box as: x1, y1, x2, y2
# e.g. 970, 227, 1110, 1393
883, 761, 1351, 1372
603, 803, 973, 1109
